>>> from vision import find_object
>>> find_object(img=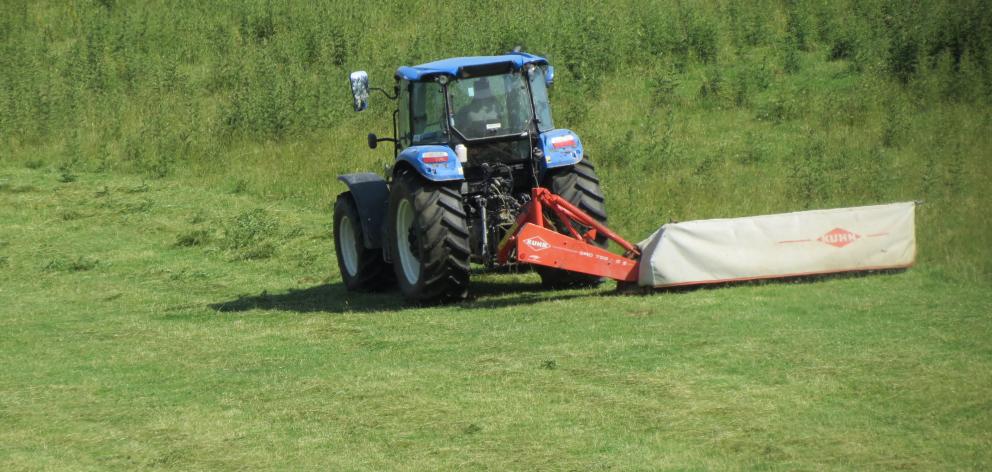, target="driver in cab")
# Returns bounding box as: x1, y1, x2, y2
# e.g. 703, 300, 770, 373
454, 78, 501, 137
